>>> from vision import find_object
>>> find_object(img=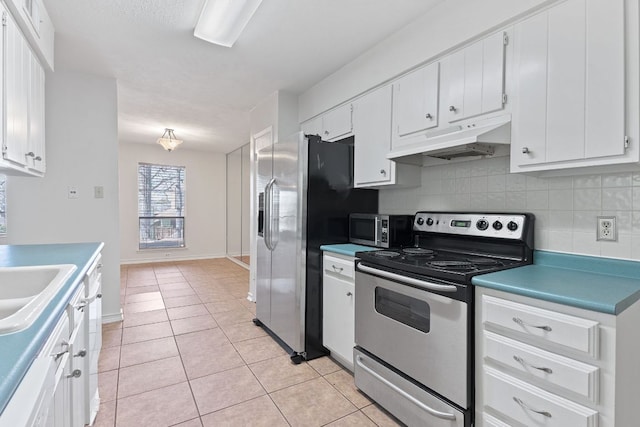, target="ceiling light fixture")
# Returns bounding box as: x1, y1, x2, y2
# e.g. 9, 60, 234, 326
194, 0, 263, 47
156, 128, 183, 152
